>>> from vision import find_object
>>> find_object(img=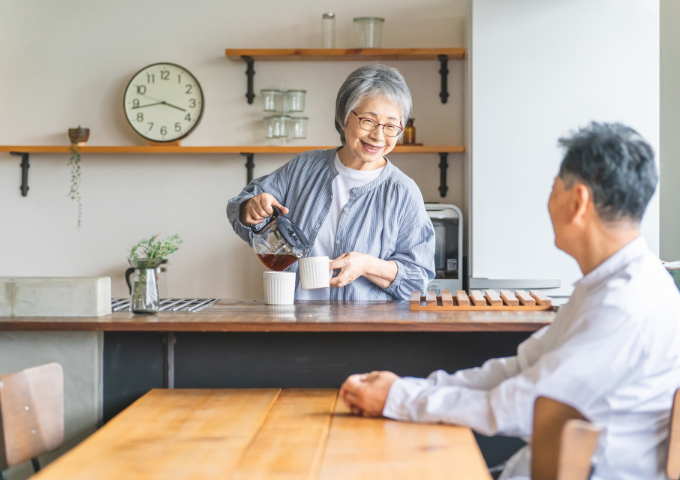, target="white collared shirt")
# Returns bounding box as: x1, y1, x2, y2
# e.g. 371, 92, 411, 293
383, 237, 680, 480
